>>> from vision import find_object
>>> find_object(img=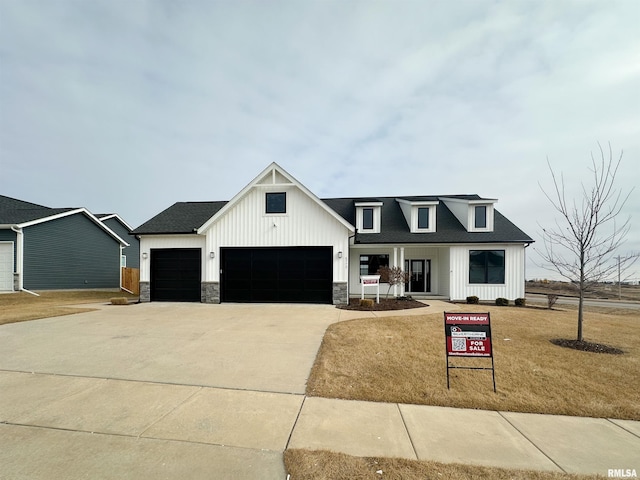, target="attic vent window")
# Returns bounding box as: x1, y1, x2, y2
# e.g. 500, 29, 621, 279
266, 192, 286, 214
475, 206, 487, 228
362, 208, 374, 230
